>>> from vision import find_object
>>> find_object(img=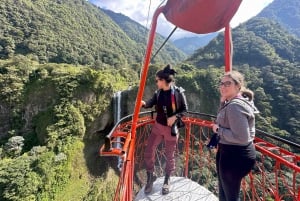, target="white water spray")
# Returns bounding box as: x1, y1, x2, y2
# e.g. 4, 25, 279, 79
114, 91, 123, 170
